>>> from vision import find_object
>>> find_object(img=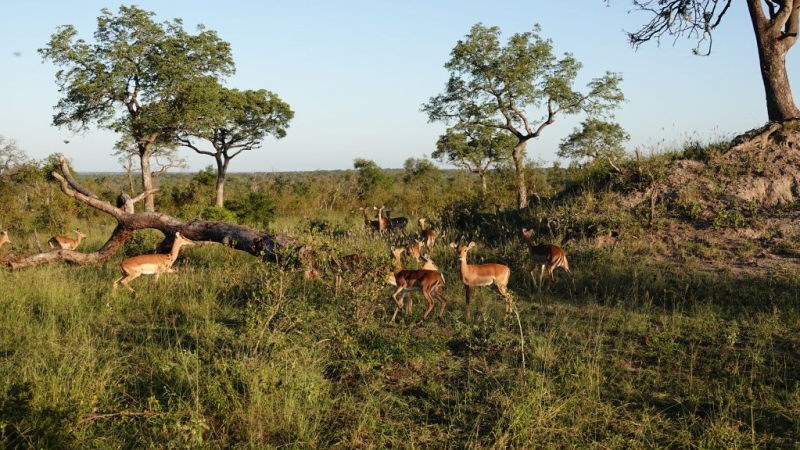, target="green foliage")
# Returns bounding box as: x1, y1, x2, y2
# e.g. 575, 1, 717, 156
558, 118, 629, 165
200, 206, 238, 223
353, 158, 393, 201
226, 192, 276, 228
